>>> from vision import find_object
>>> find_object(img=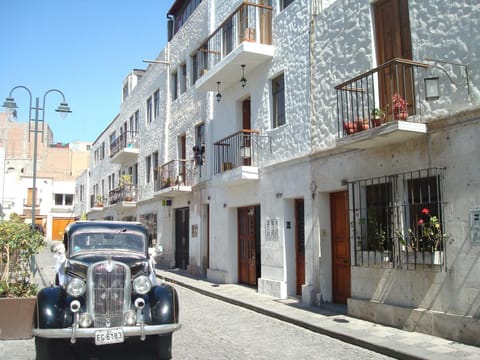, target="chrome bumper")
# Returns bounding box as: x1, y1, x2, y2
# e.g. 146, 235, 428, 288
33, 323, 181, 340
